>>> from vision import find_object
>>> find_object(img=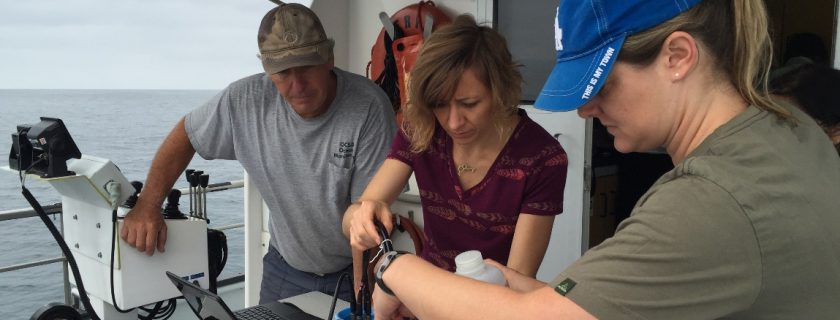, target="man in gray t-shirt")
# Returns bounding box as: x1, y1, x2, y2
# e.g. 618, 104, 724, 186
120, 3, 395, 303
